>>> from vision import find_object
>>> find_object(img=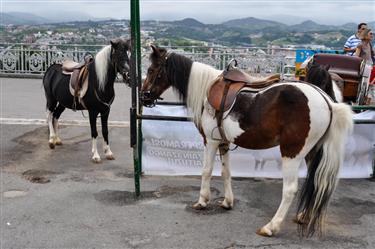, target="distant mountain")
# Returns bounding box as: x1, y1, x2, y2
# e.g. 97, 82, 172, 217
2, 12, 51, 25
3, 12, 374, 48
222, 17, 288, 31
265, 15, 309, 25
340, 22, 357, 31
173, 18, 206, 28
289, 20, 338, 32
149, 17, 363, 47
